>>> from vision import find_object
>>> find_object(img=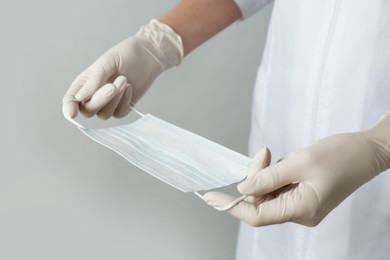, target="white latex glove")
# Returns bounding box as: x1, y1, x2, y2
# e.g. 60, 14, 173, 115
204, 113, 390, 227
62, 19, 183, 120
